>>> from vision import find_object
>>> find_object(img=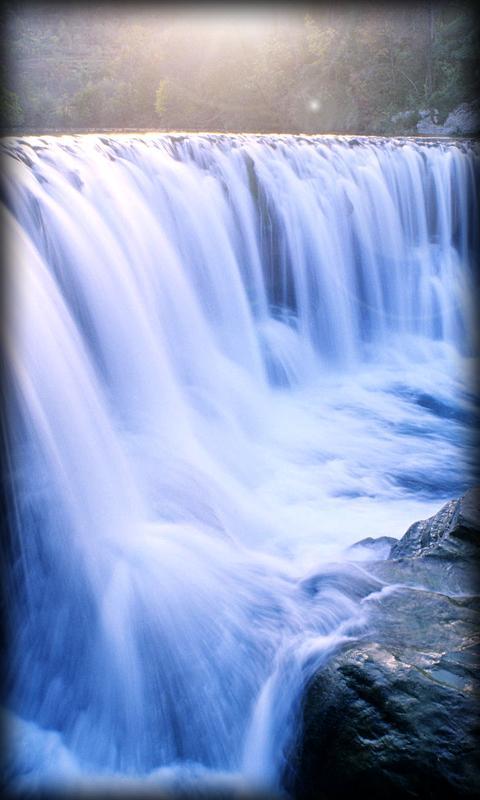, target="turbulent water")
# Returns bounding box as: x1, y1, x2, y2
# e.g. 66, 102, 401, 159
1, 133, 478, 797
